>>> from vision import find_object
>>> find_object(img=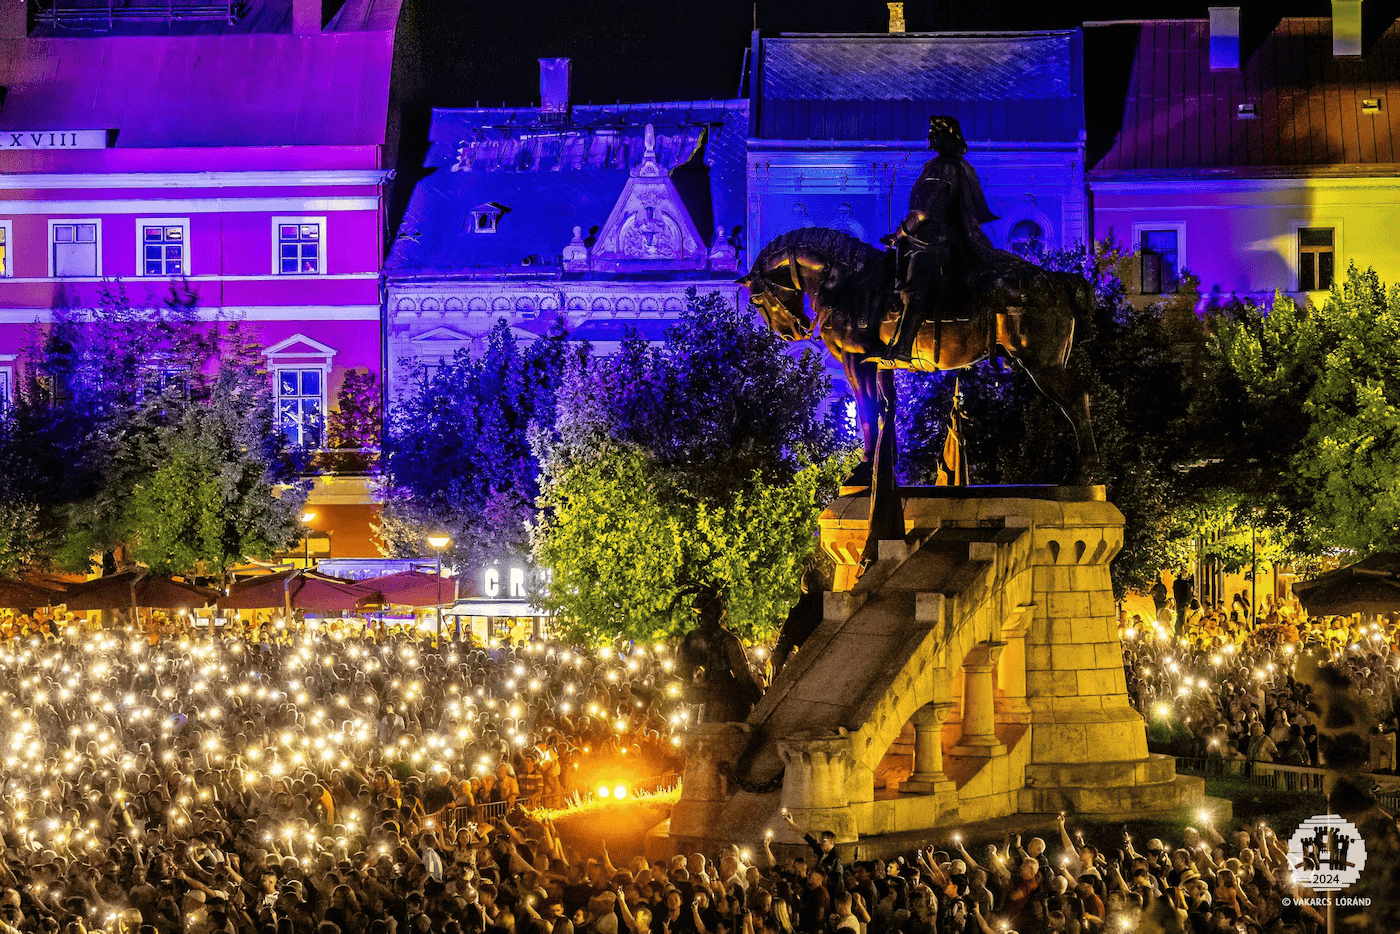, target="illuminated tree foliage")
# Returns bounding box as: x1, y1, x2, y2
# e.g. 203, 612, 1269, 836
534, 289, 853, 643
1205, 265, 1400, 557
123, 350, 308, 577
322, 366, 382, 473
379, 321, 582, 570
0, 282, 305, 577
